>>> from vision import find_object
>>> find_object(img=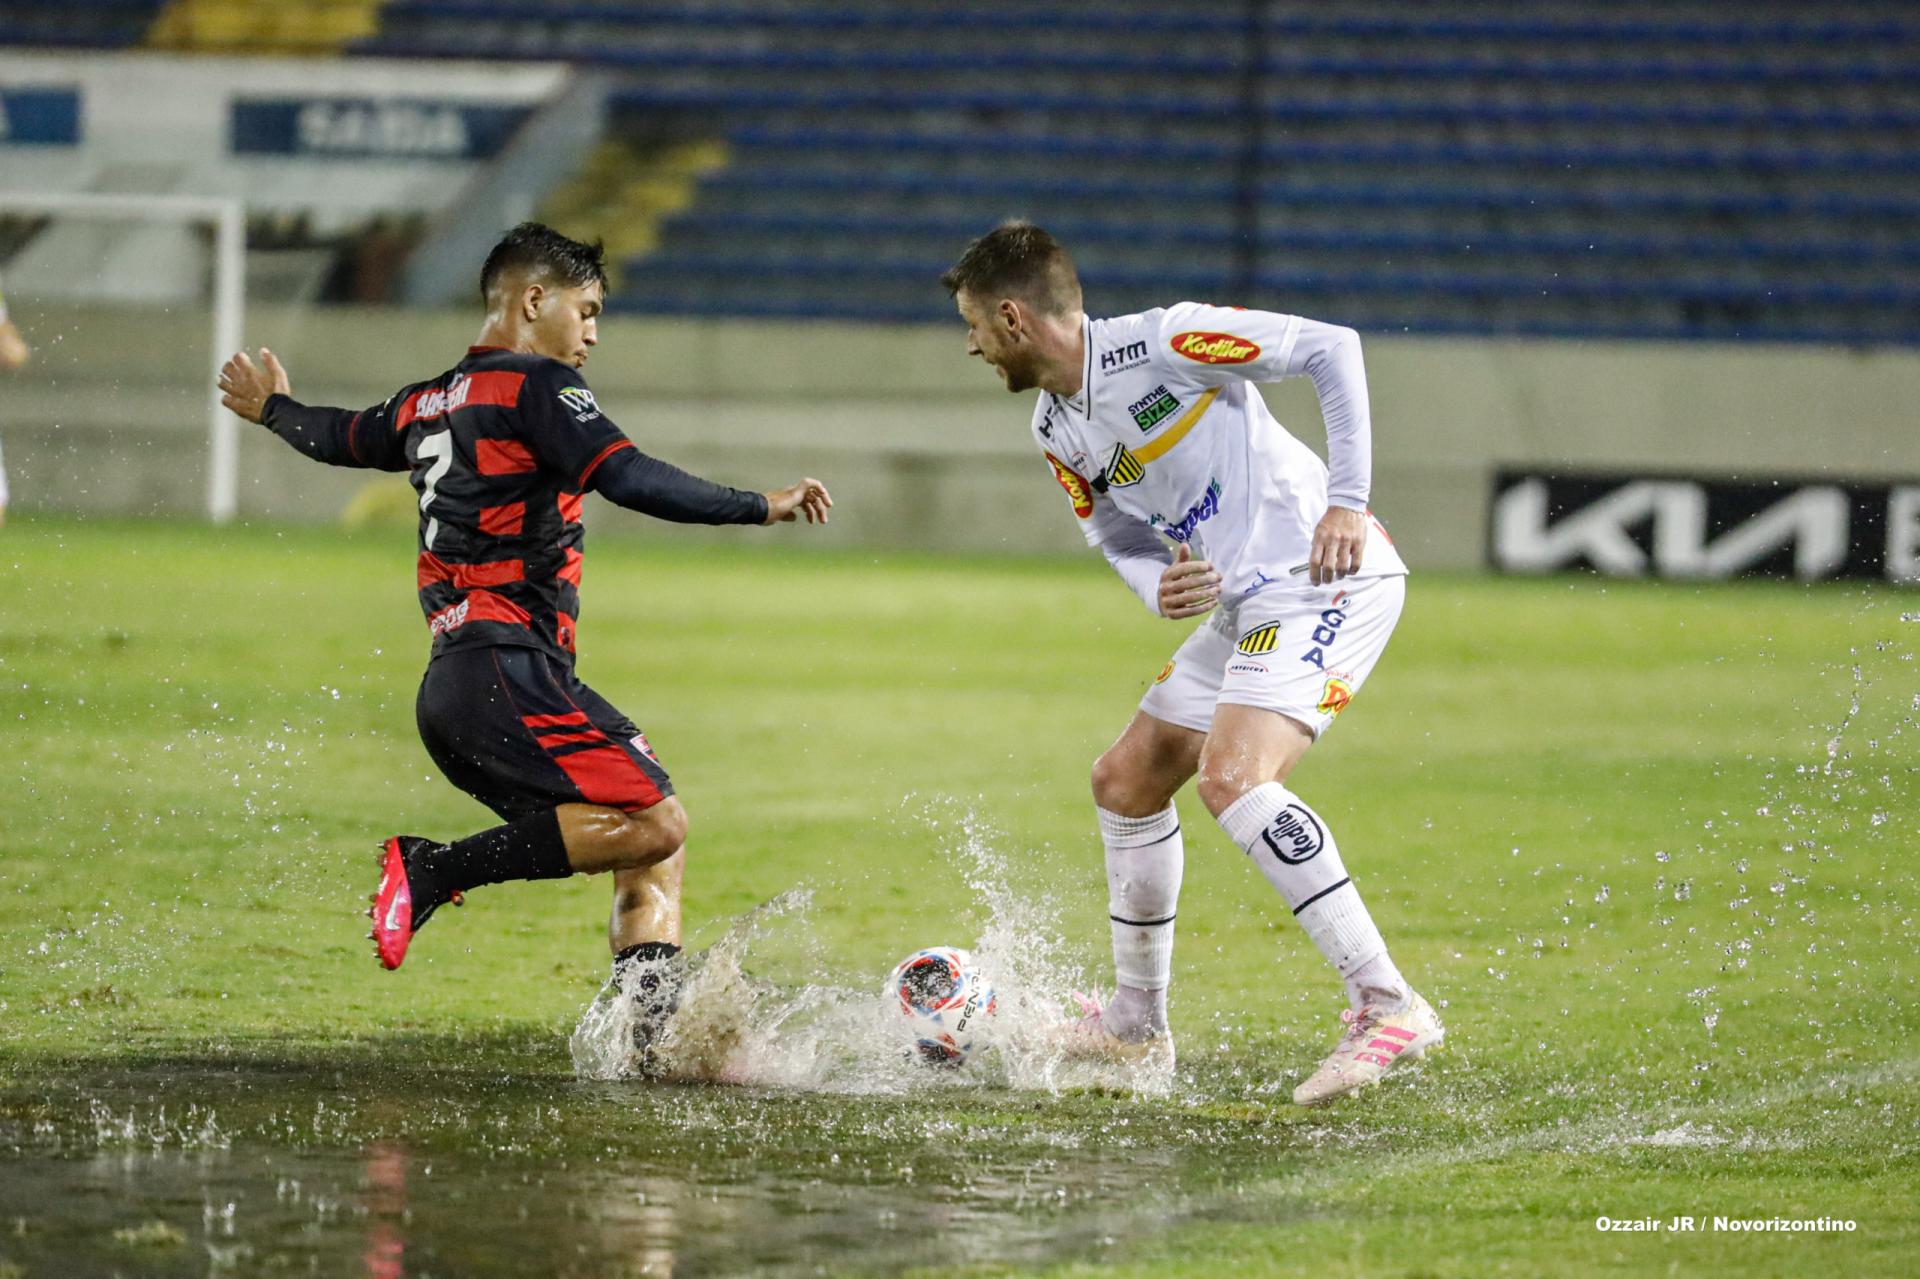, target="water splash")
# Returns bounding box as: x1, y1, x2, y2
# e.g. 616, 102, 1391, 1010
570, 799, 1170, 1095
